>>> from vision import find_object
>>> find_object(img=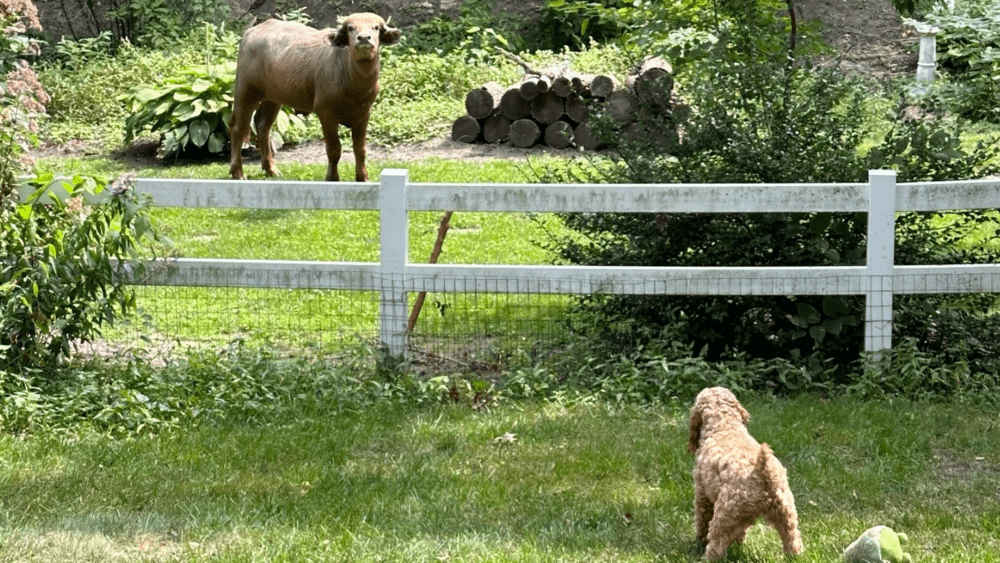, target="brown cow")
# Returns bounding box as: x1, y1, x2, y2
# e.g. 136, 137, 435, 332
228, 13, 401, 182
